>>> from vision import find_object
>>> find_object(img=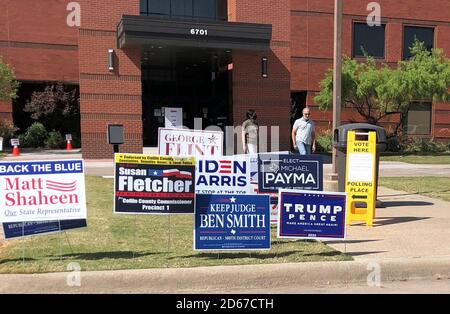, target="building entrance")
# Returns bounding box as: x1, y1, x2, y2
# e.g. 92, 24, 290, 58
142, 46, 232, 146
